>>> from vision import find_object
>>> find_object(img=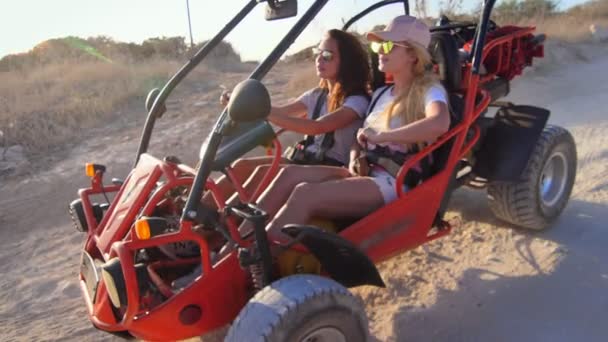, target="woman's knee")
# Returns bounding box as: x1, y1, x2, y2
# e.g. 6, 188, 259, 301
272, 165, 299, 186
287, 182, 317, 207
